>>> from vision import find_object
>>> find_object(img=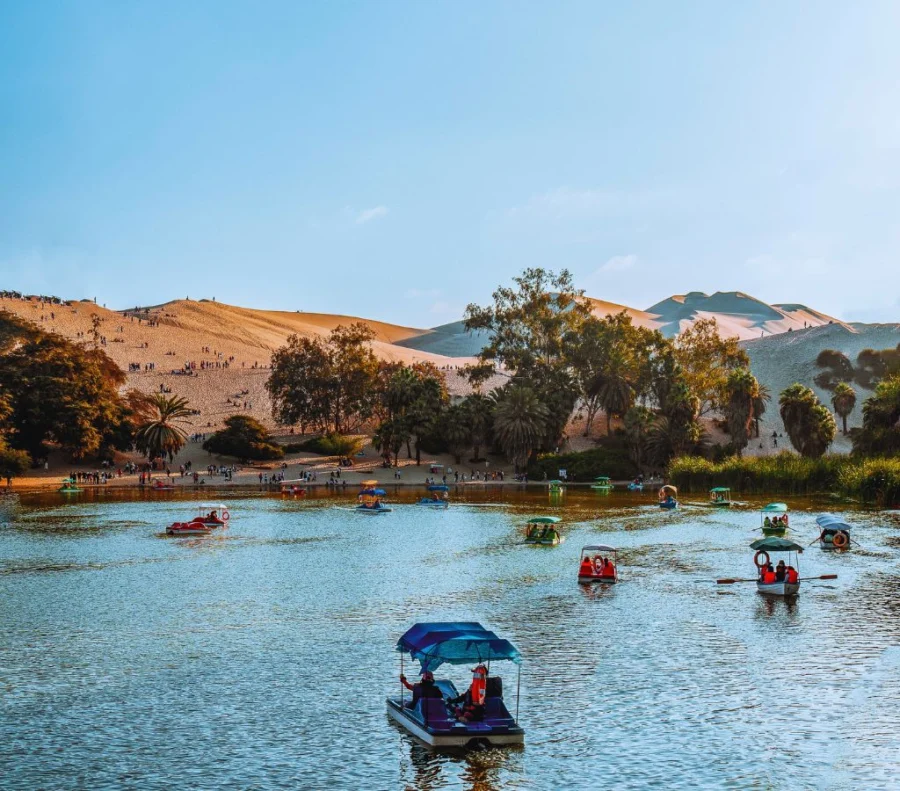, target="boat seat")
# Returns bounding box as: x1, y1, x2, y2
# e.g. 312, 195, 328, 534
419, 698, 454, 730
484, 696, 514, 726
